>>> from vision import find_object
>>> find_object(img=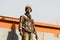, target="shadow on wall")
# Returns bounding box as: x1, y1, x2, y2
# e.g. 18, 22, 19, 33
7, 23, 18, 40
